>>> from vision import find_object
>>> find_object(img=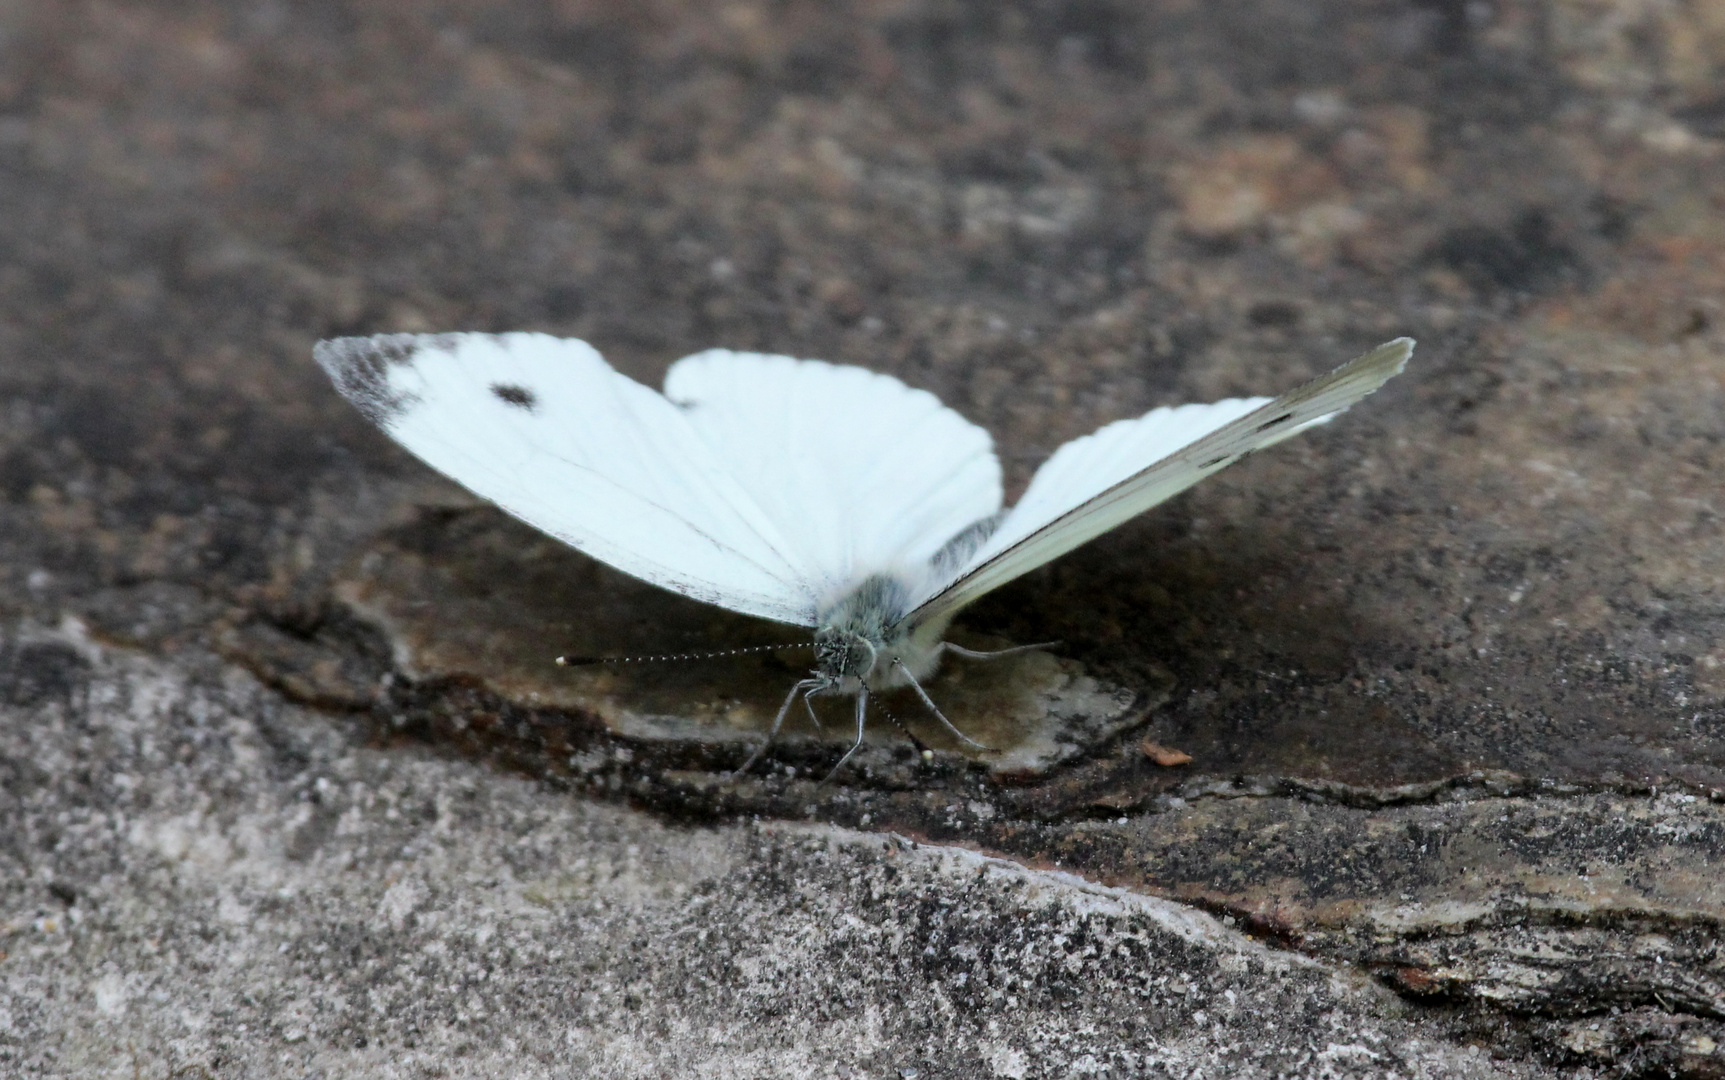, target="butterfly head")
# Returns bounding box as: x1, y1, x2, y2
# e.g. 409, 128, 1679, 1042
811, 572, 956, 695
811, 572, 916, 691
813, 630, 878, 691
